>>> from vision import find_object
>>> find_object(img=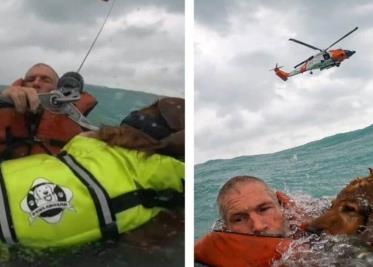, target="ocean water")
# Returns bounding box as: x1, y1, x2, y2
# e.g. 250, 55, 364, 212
195, 124, 373, 266
0, 85, 184, 267
85, 85, 160, 126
